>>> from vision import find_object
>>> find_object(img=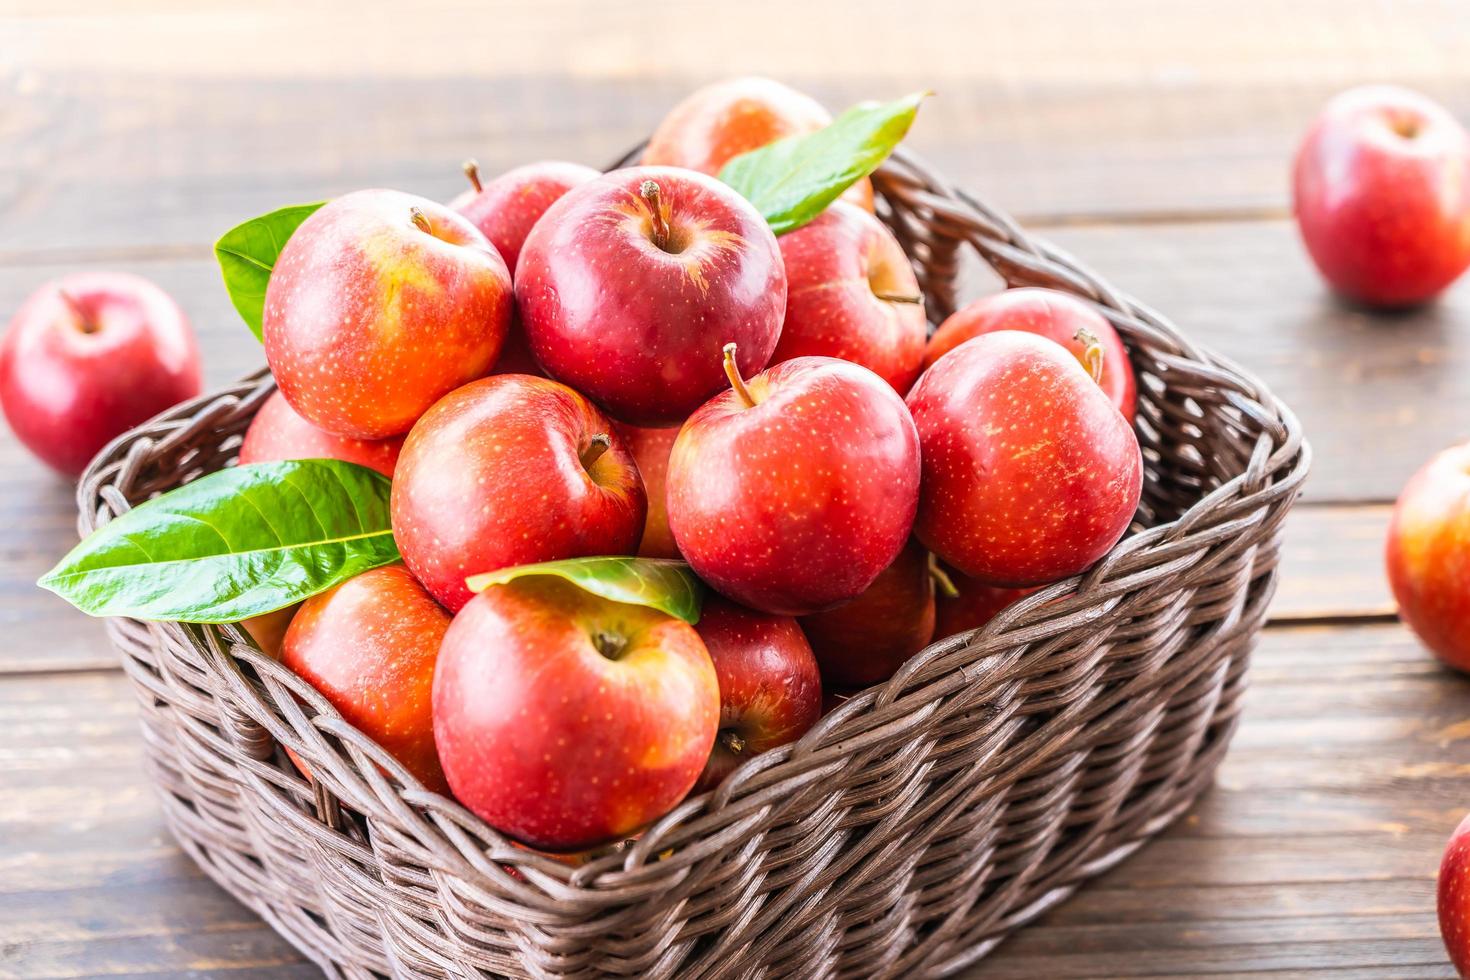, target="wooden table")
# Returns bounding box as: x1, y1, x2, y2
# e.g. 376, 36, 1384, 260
4, 2, 1470, 976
